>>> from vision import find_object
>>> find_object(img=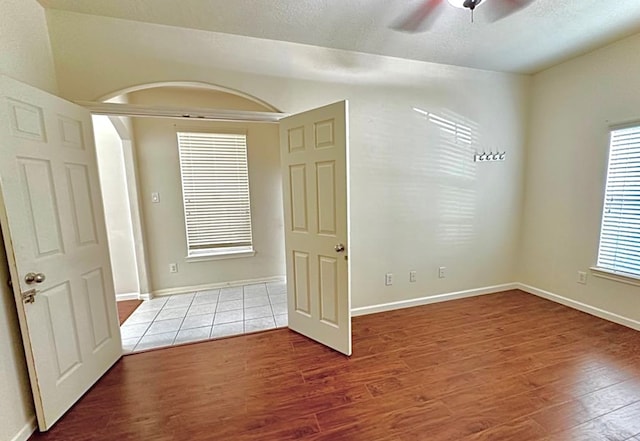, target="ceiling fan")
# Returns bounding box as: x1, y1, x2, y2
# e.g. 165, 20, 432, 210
392, 0, 536, 32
